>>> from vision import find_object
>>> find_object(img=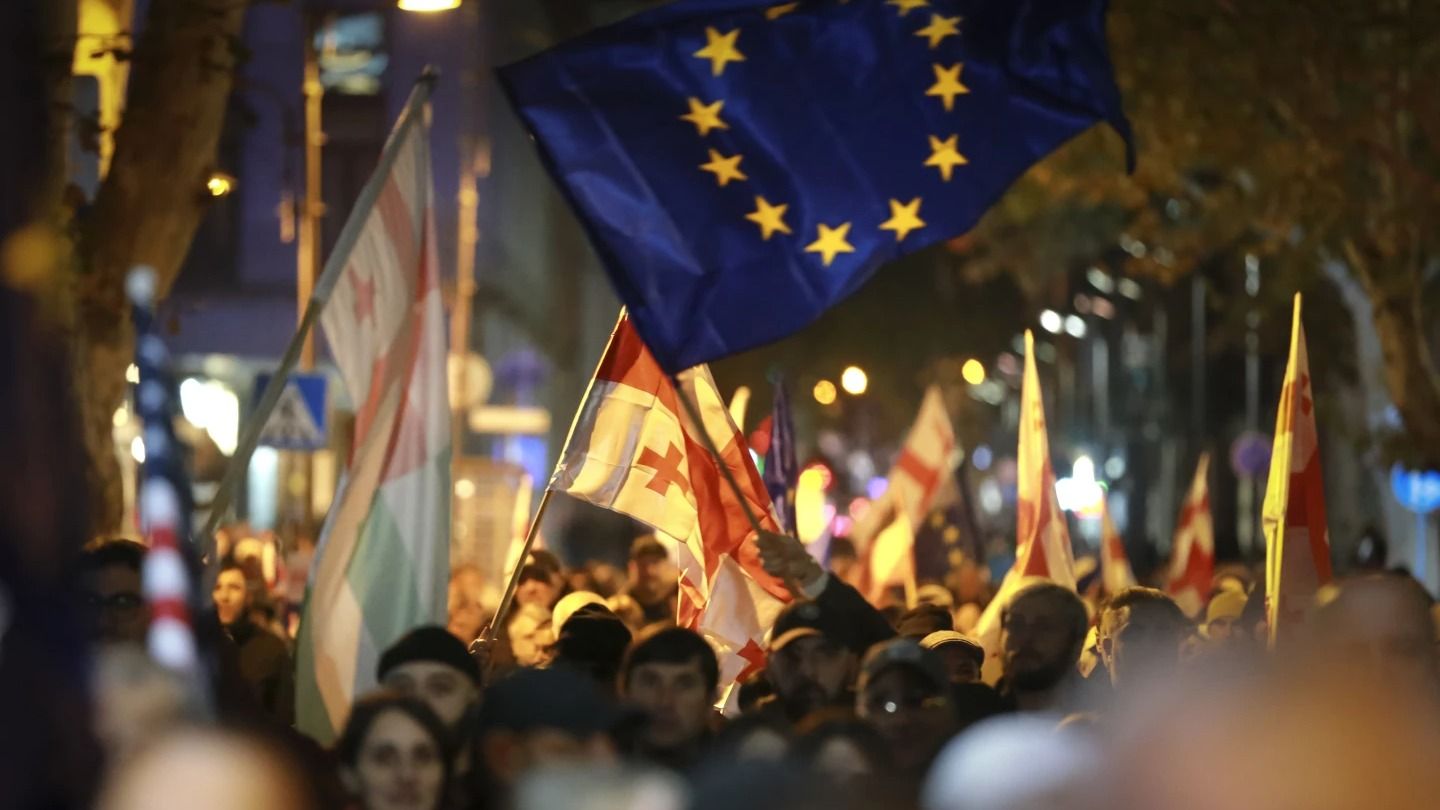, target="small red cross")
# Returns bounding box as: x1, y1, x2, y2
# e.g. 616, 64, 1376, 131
638, 443, 690, 497
352, 274, 376, 322
736, 639, 767, 683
